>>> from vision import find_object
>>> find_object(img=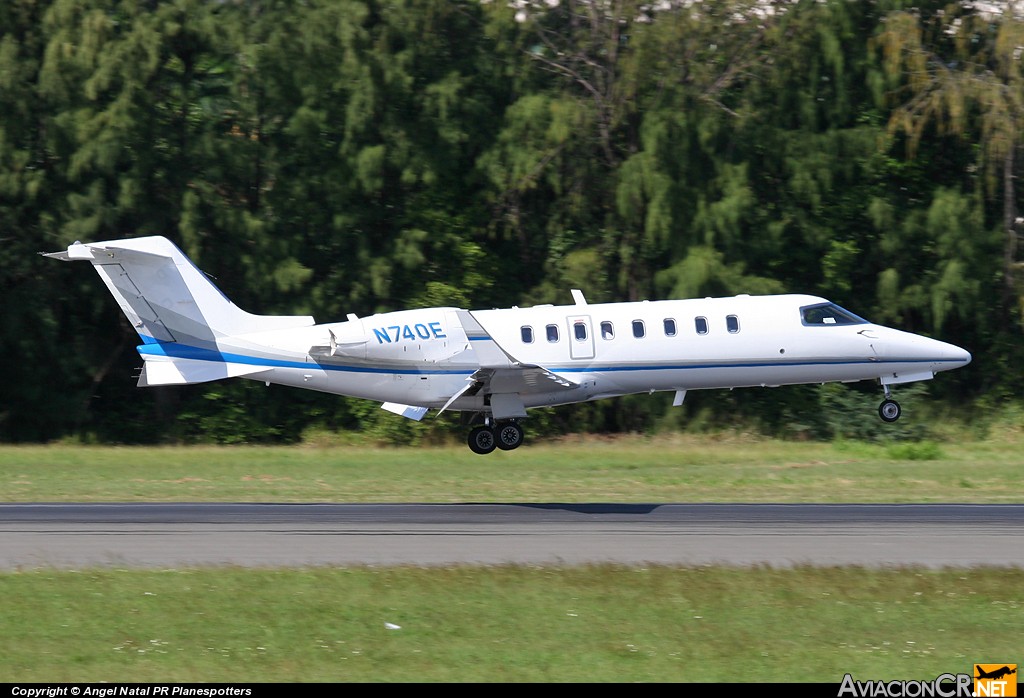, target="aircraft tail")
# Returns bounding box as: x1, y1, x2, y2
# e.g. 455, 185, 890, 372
46, 236, 314, 385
